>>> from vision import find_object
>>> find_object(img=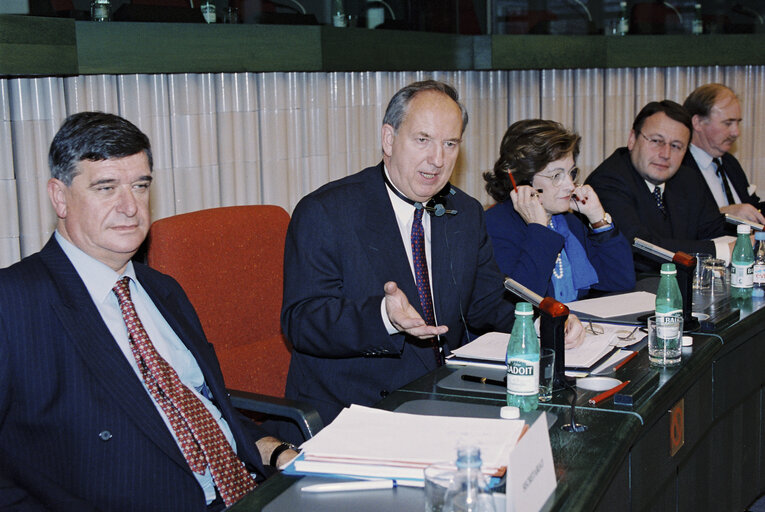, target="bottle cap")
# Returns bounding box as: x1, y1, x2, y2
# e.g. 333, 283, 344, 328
755, 231, 765, 241
515, 302, 533, 315
660, 263, 677, 274
682, 335, 693, 347
738, 224, 751, 235
500, 406, 520, 419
